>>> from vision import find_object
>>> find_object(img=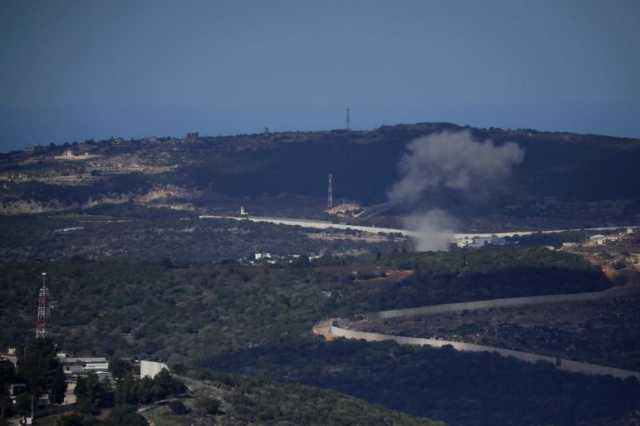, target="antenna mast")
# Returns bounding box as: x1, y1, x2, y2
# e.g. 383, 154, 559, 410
327, 173, 334, 209
35, 272, 49, 339
346, 106, 350, 130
